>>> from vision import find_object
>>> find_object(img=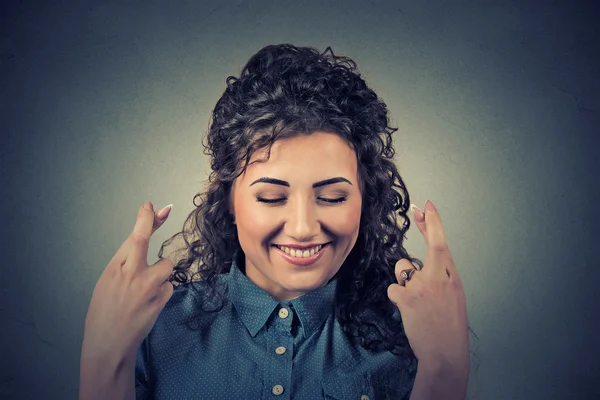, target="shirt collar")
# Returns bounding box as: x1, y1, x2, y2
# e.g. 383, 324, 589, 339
228, 249, 338, 339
